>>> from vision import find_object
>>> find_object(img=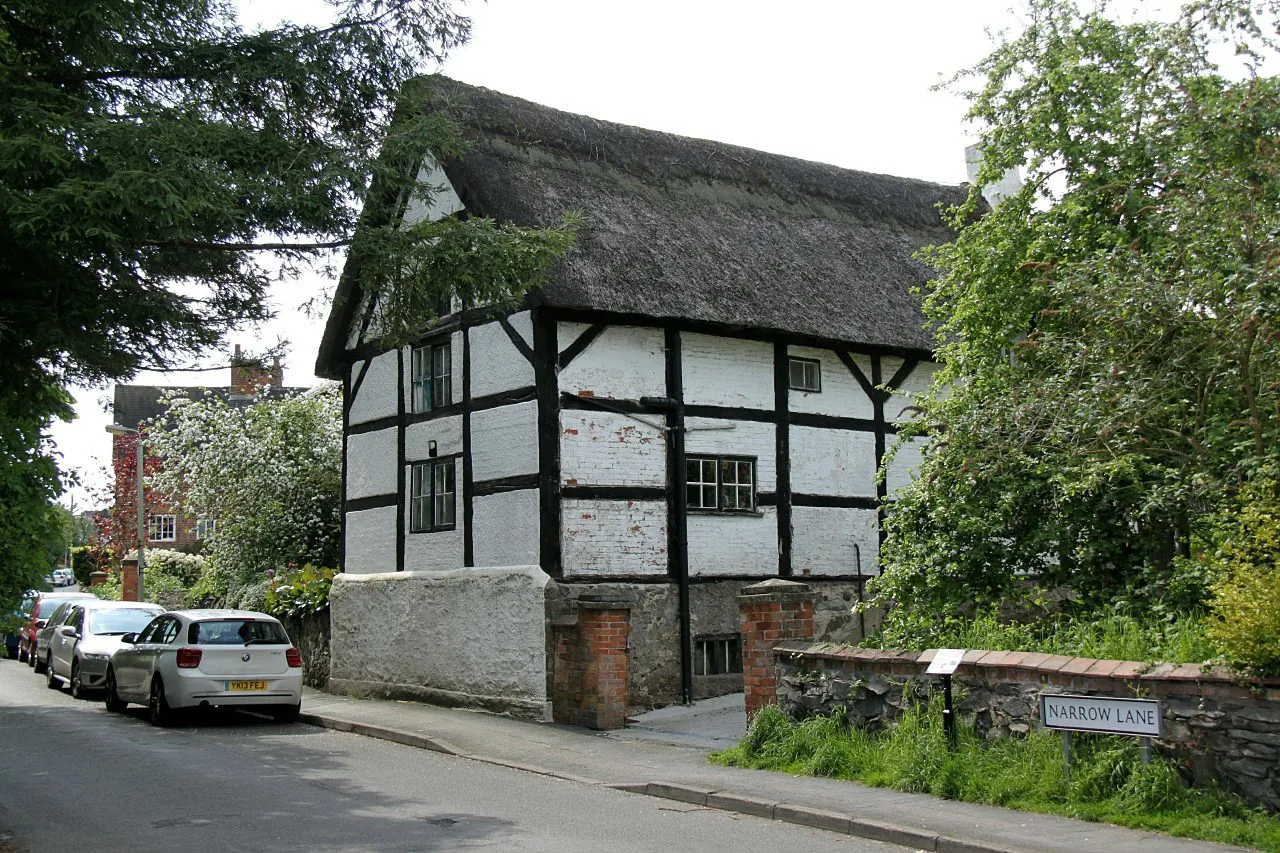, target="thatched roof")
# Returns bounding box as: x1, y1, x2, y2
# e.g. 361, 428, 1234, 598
318, 77, 966, 375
